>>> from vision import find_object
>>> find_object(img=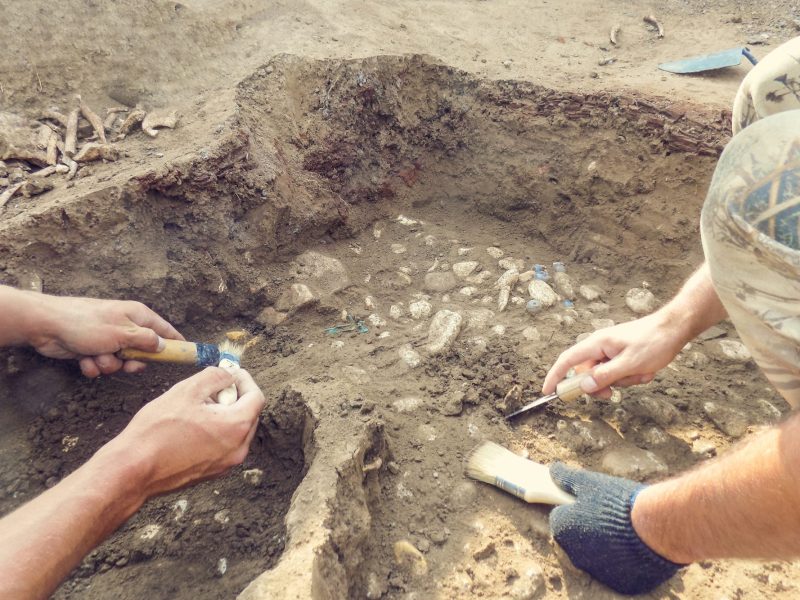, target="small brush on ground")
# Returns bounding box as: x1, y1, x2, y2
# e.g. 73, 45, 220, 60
465, 441, 575, 505
216, 340, 244, 405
